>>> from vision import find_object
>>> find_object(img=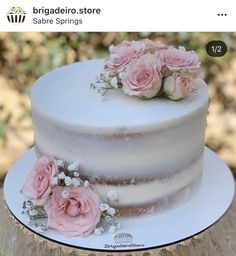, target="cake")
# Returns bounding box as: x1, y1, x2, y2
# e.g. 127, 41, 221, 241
22, 39, 208, 237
